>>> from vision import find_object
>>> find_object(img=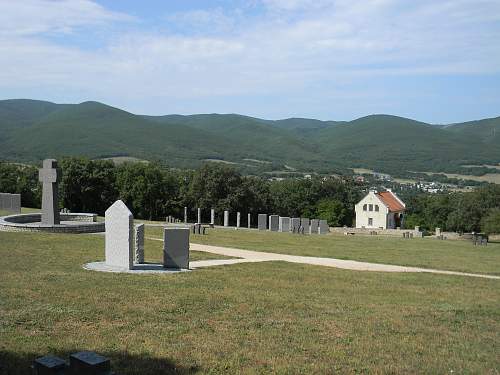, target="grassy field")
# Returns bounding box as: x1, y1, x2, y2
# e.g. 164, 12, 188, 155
147, 227, 500, 276
0, 230, 499, 374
